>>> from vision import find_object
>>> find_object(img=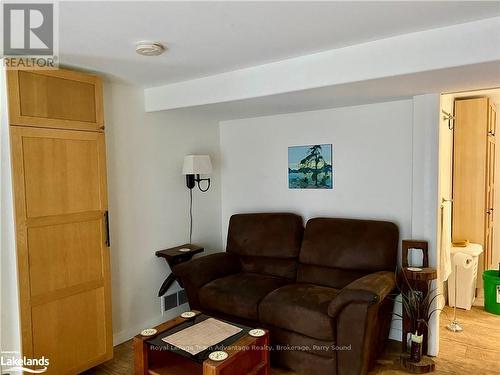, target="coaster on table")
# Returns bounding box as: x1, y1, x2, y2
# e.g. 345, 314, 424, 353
140, 328, 157, 337
407, 267, 423, 272
209, 351, 228, 361
249, 328, 266, 337
178, 248, 191, 252
181, 311, 196, 319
